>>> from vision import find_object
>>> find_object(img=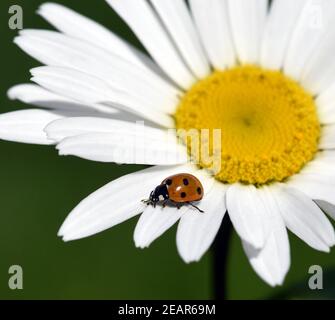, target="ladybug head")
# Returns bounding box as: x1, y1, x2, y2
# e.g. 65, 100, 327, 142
149, 184, 169, 204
